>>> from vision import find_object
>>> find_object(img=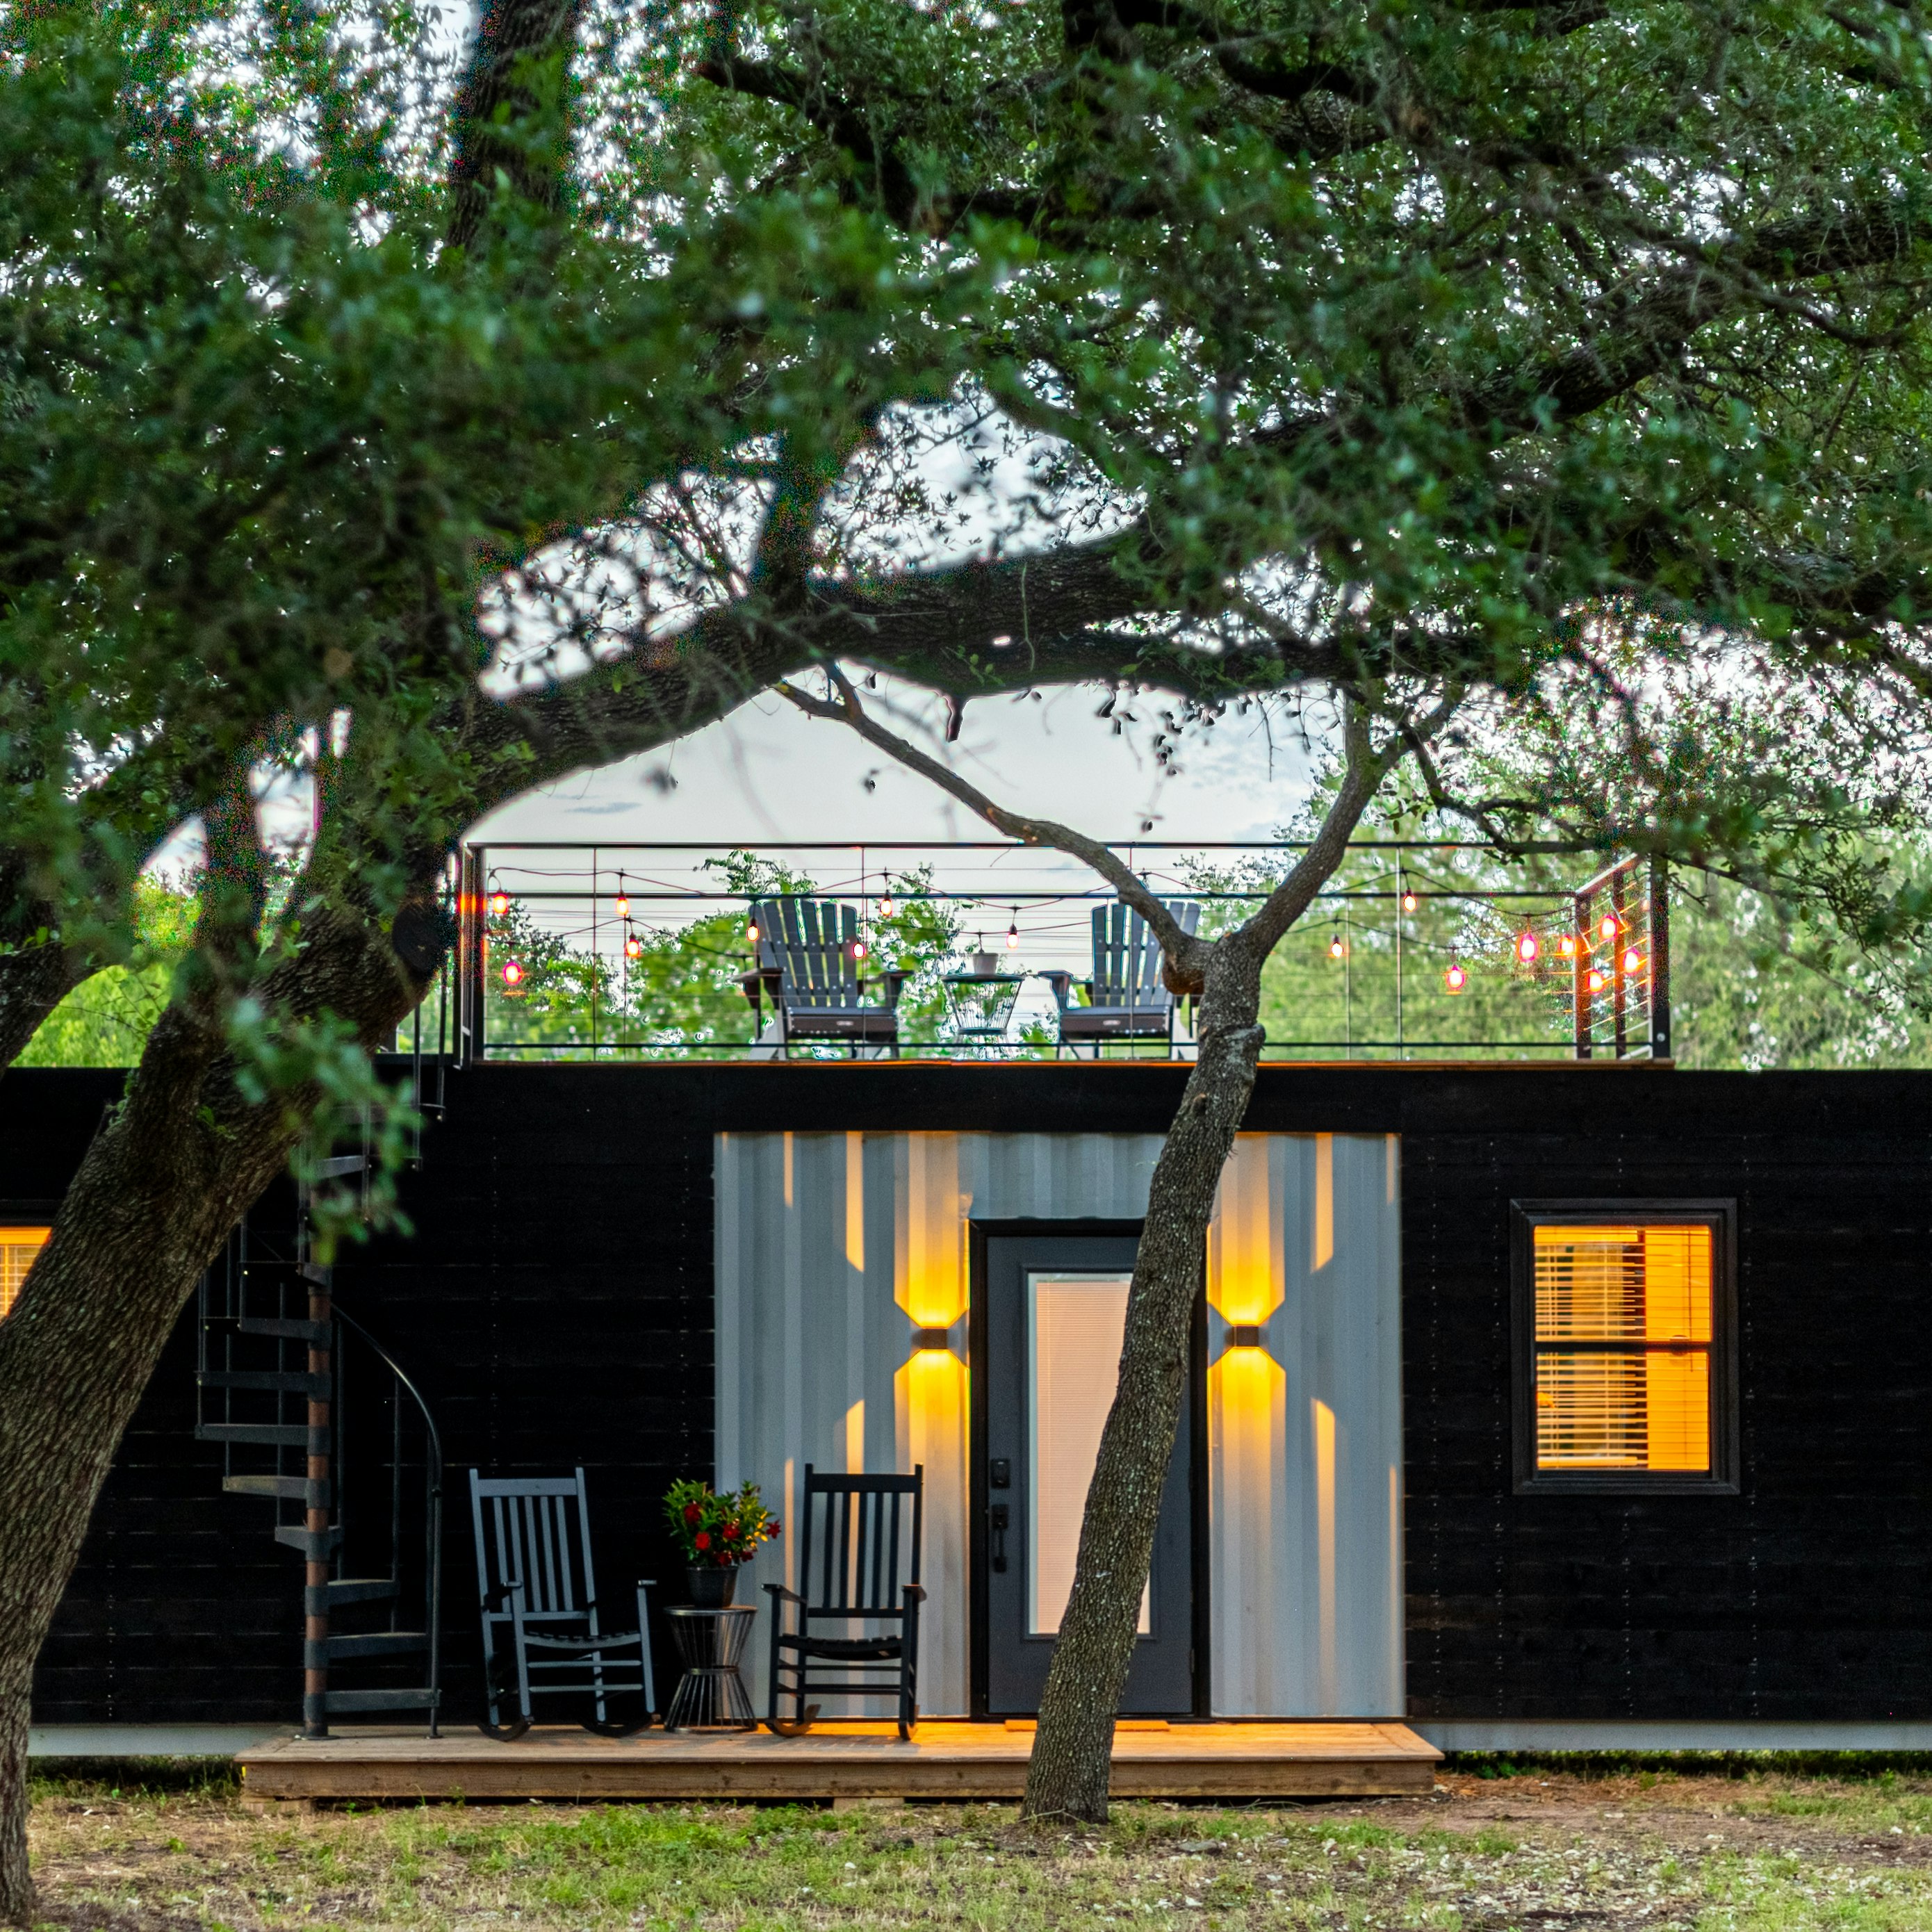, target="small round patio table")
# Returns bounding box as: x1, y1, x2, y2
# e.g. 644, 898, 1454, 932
662, 1605, 758, 1730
